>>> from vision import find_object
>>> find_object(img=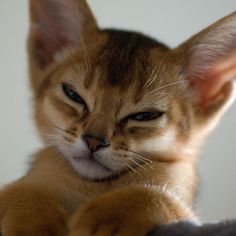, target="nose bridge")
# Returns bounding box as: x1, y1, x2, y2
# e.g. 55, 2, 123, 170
84, 90, 117, 138
85, 112, 112, 138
